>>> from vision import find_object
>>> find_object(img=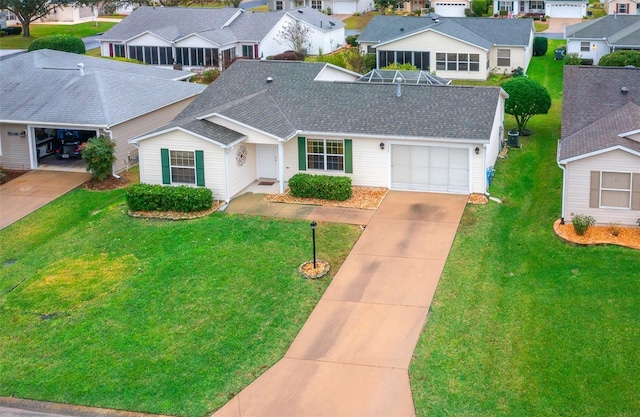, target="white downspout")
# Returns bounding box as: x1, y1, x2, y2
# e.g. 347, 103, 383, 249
103, 127, 120, 179
556, 140, 566, 224
224, 147, 231, 203
278, 141, 285, 194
